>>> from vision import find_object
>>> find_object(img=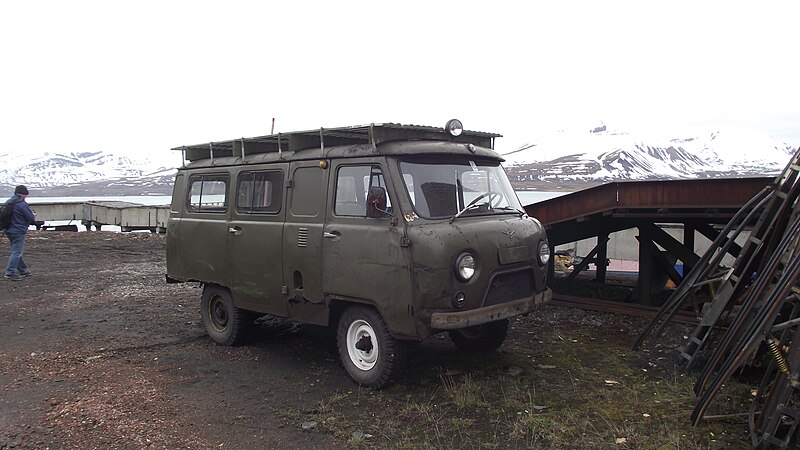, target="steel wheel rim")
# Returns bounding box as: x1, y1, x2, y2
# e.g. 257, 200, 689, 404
346, 319, 378, 371
208, 295, 229, 332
